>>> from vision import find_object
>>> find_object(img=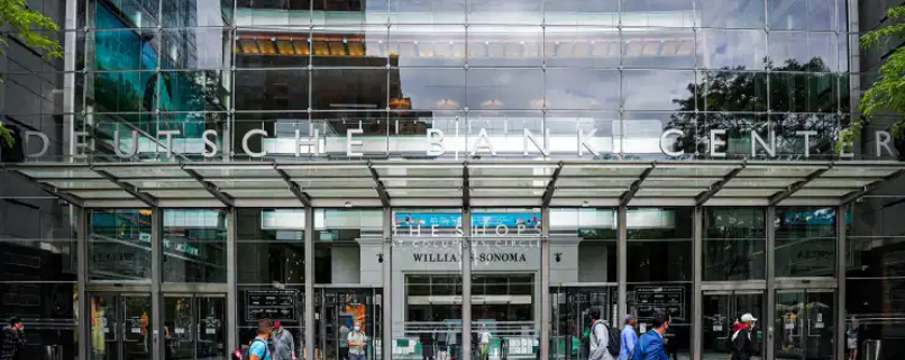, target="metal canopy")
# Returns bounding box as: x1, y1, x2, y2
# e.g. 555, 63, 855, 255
4, 160, 904, 208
